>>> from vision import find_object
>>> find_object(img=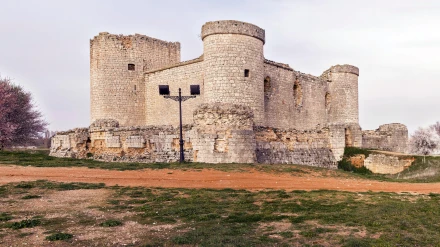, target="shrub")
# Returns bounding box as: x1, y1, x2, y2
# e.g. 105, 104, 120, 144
100, 219, 122, 227
45, 232, 73, 241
